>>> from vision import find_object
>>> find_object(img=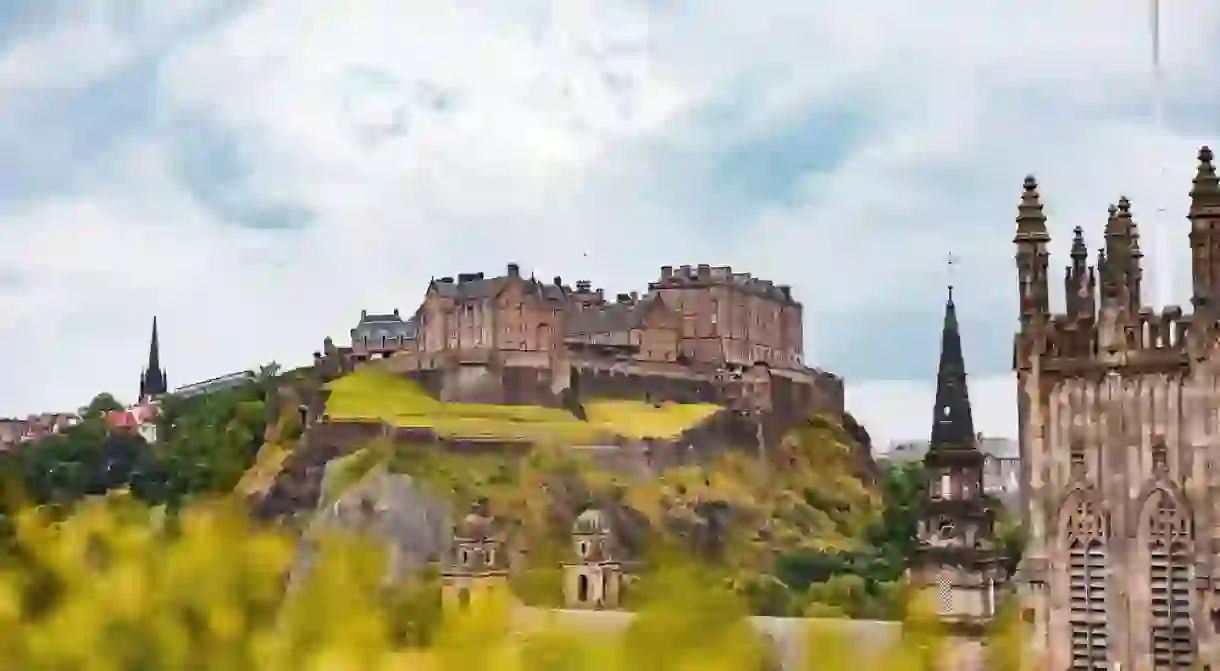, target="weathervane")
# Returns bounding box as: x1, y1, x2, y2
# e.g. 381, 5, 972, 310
946, 252, 959, 300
